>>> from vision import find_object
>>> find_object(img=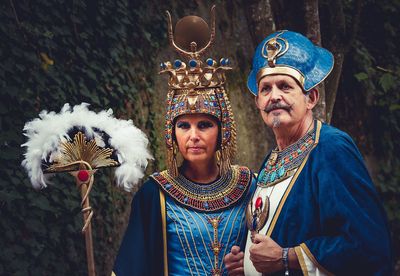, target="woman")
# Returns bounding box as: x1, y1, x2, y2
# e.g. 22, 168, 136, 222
113, 8, 255, 276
